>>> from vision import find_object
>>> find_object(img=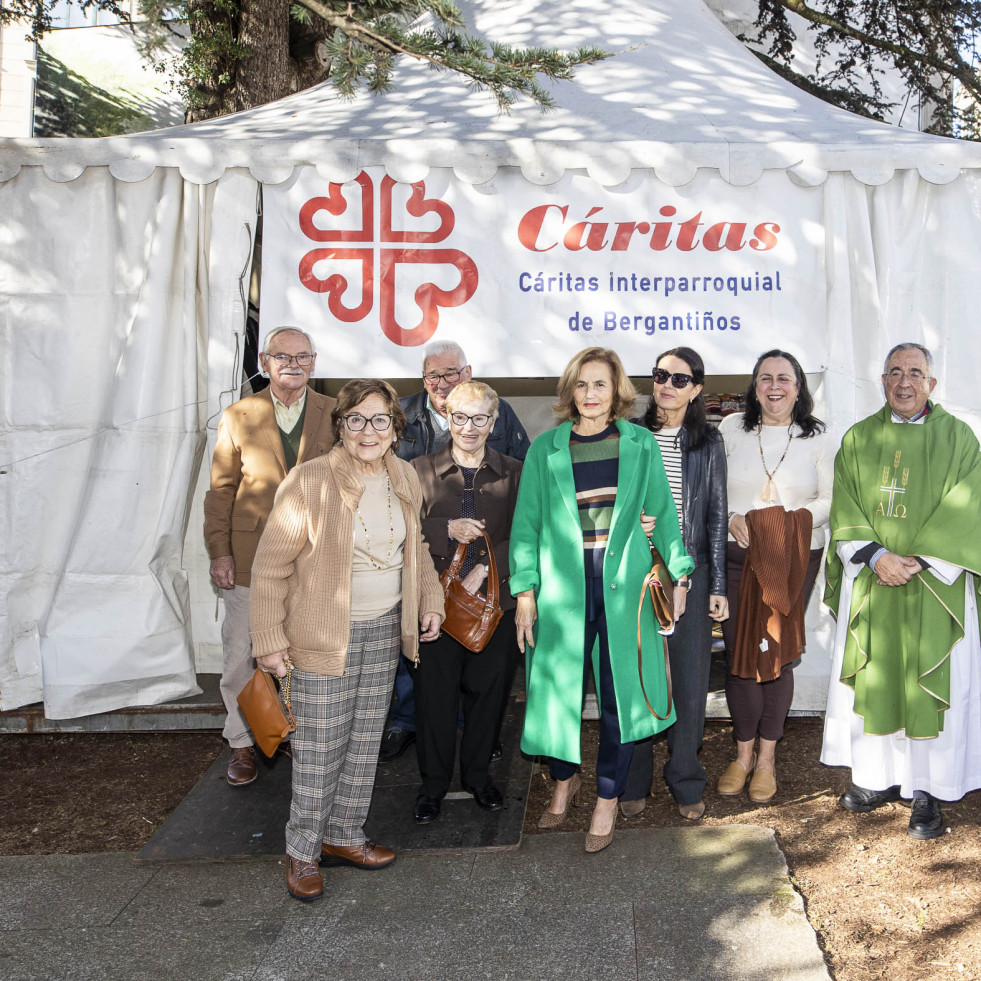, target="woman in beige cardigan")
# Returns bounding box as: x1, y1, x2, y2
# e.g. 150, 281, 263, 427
250, 379, 444, 903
